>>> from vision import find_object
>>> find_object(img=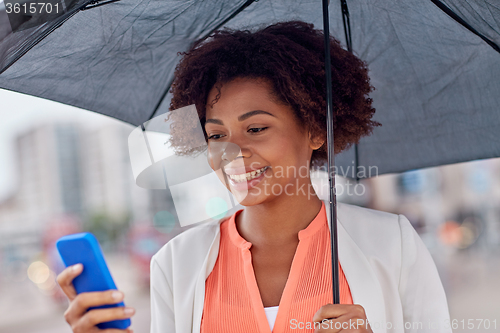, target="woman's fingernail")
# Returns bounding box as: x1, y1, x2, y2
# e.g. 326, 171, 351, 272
124, 307, 135, 315
112, 291, 124, 301
72, 264, 82, 272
